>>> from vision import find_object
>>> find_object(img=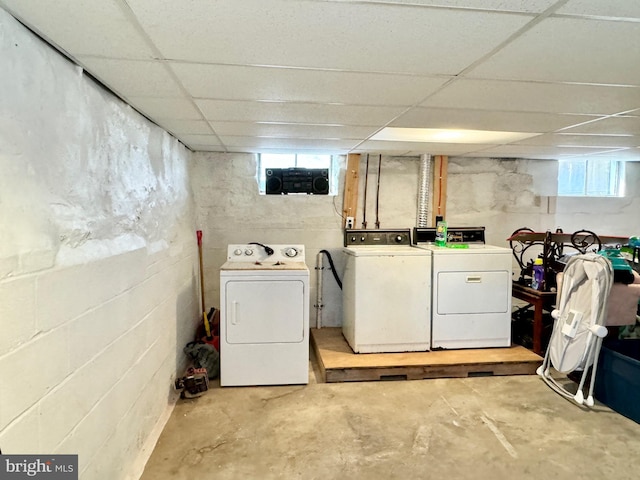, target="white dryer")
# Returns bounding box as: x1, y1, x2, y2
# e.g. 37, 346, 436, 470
342, 229, 432, 353
220, 244, 309, 386
414, 227, 512, 349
